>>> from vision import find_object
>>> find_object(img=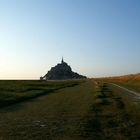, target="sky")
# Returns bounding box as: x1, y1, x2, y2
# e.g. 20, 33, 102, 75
0, 0, 140, 79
